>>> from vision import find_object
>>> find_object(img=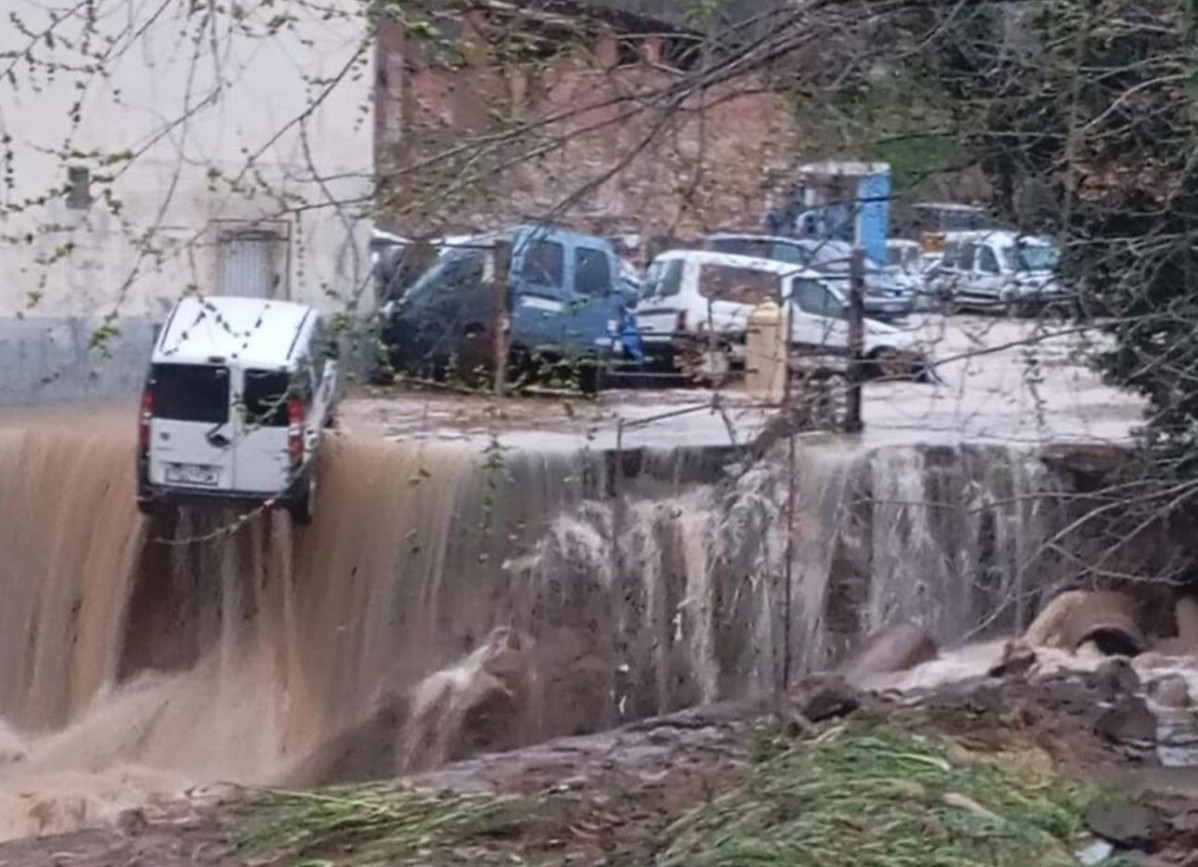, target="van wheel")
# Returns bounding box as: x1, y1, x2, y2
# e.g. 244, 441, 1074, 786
868, 348, 909, 381
288, 473, 316, 525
